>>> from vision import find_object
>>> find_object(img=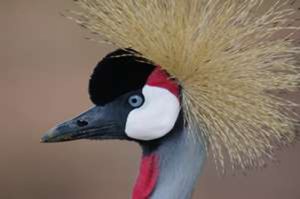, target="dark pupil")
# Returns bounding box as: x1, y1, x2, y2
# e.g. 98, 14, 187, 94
129, 95, 143, 107
131, 98, 138, 104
